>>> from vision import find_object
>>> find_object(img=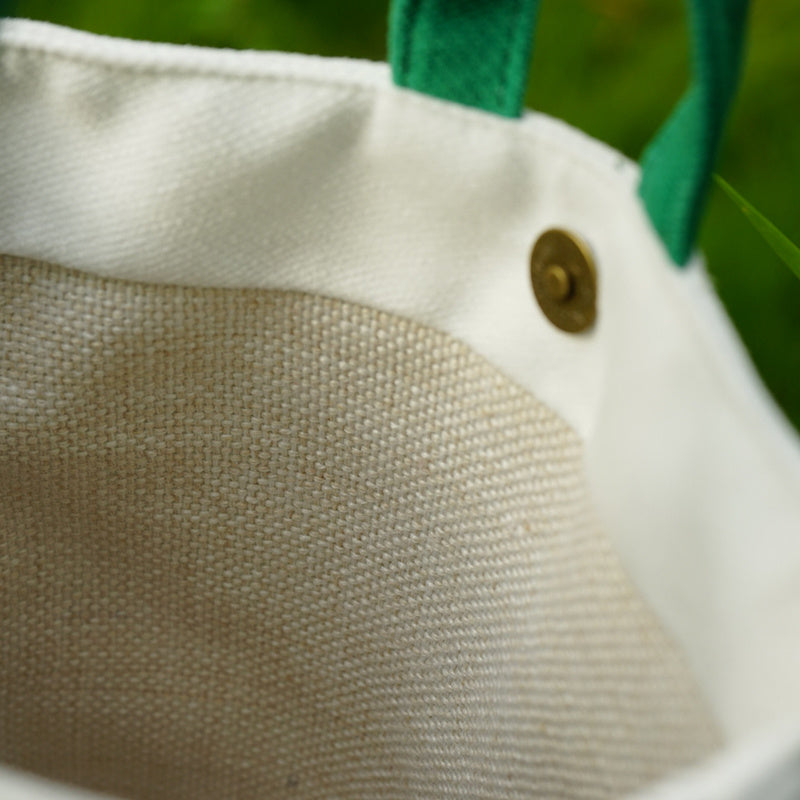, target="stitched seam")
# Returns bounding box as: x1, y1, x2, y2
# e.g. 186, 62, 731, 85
0, 44, 639, 190
2, 41, 383, 91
